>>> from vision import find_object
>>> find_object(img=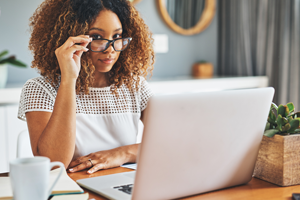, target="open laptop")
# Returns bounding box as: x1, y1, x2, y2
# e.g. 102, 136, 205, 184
76, 87, 274, 200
